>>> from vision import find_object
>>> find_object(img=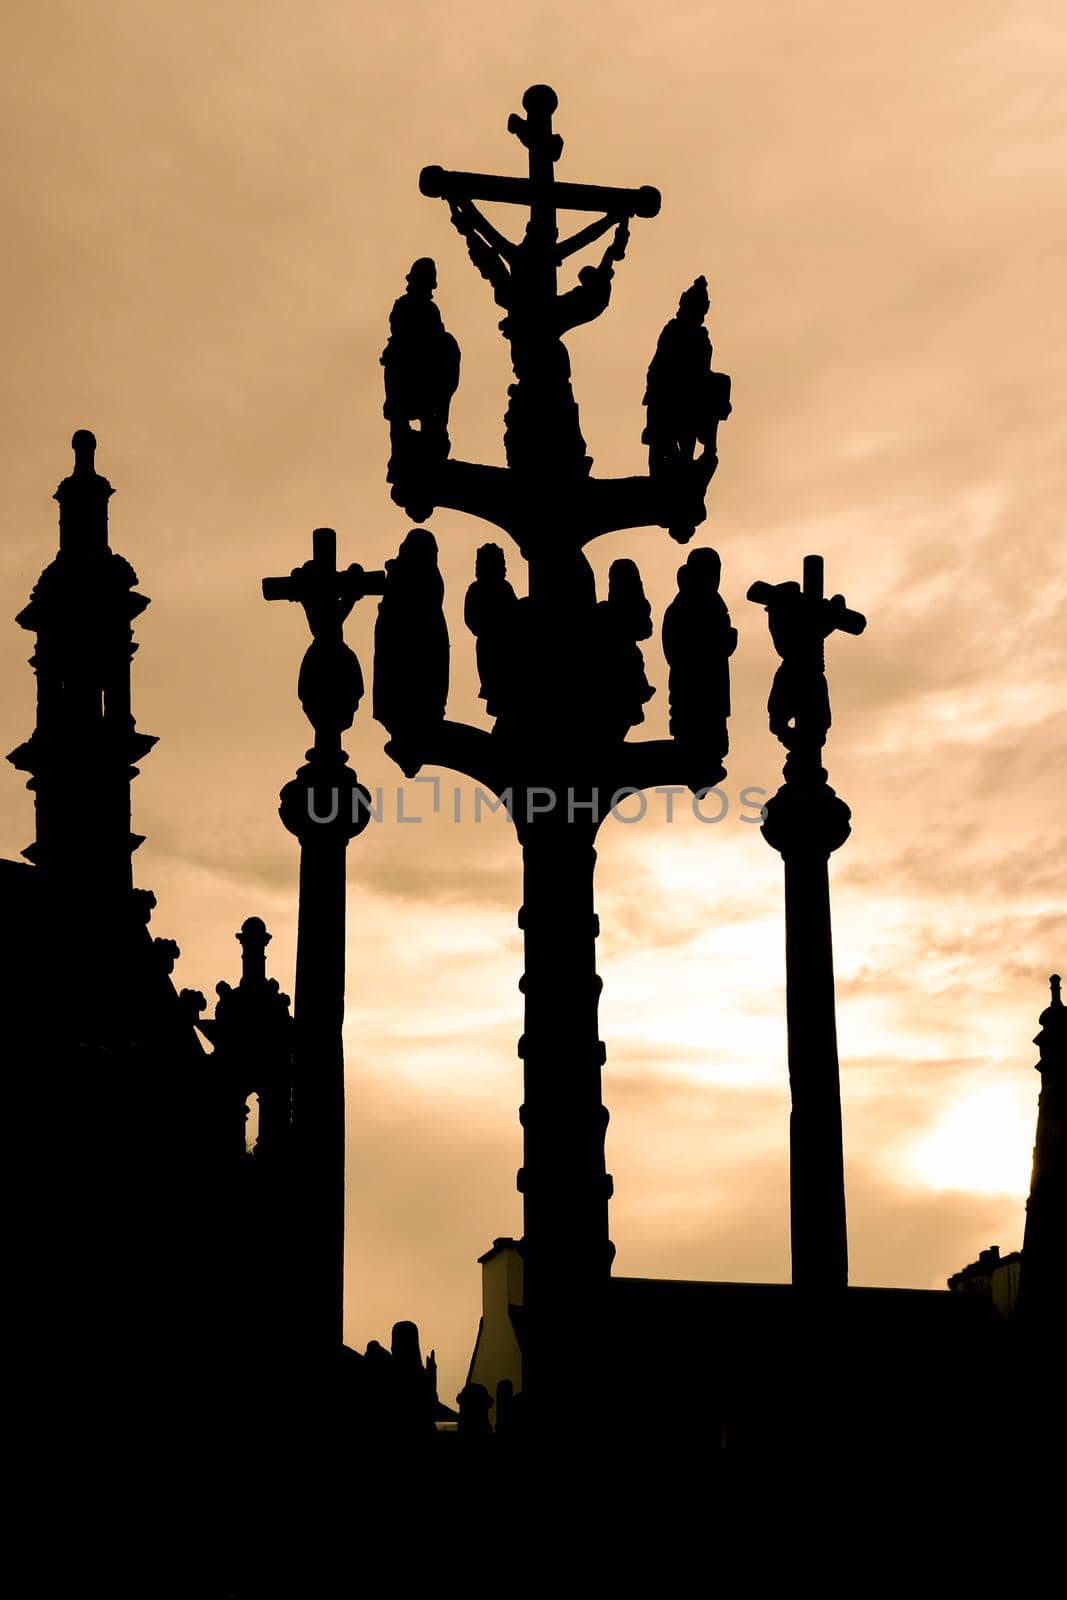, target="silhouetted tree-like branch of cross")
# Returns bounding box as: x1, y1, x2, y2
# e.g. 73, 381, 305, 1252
373, 85, 736, 1426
